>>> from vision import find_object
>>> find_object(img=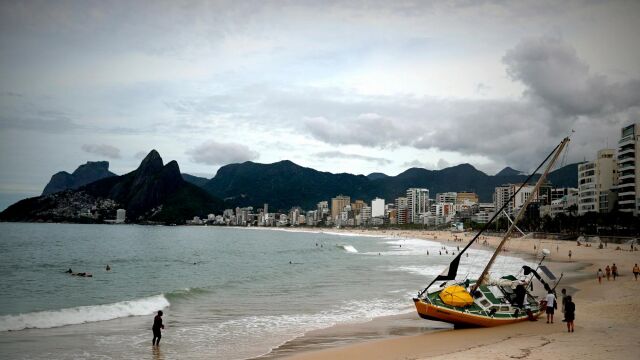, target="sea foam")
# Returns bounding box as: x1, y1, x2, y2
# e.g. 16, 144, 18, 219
338, 244, 358, 253
0, 294, 169, 332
